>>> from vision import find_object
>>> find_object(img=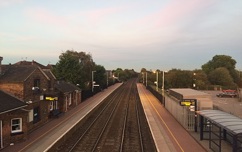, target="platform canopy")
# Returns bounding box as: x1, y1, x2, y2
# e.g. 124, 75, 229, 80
197, 110, 242, 135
